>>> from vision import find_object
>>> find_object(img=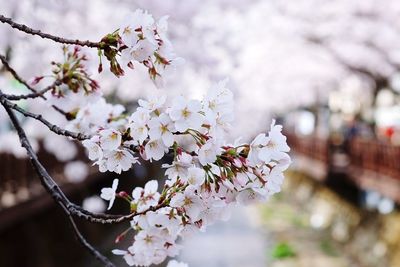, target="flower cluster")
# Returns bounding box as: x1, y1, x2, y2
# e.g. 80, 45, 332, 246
82, 79, 234, 173
118, 9, 182, 87
90, 81, 291, 266
99, 9, 182, 86
51, 46, 100, 95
